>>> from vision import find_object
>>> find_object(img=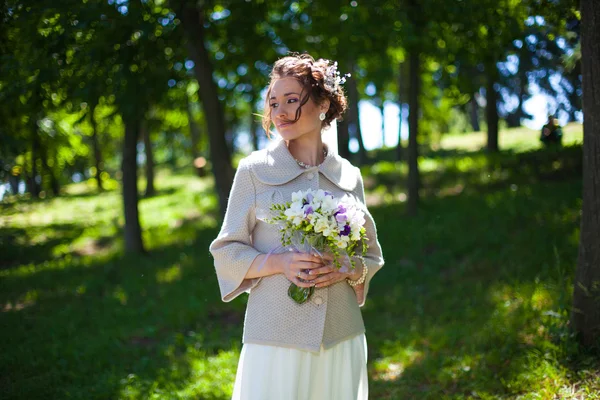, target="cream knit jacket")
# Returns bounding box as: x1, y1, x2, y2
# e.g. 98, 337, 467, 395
209, 137, 385, 353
